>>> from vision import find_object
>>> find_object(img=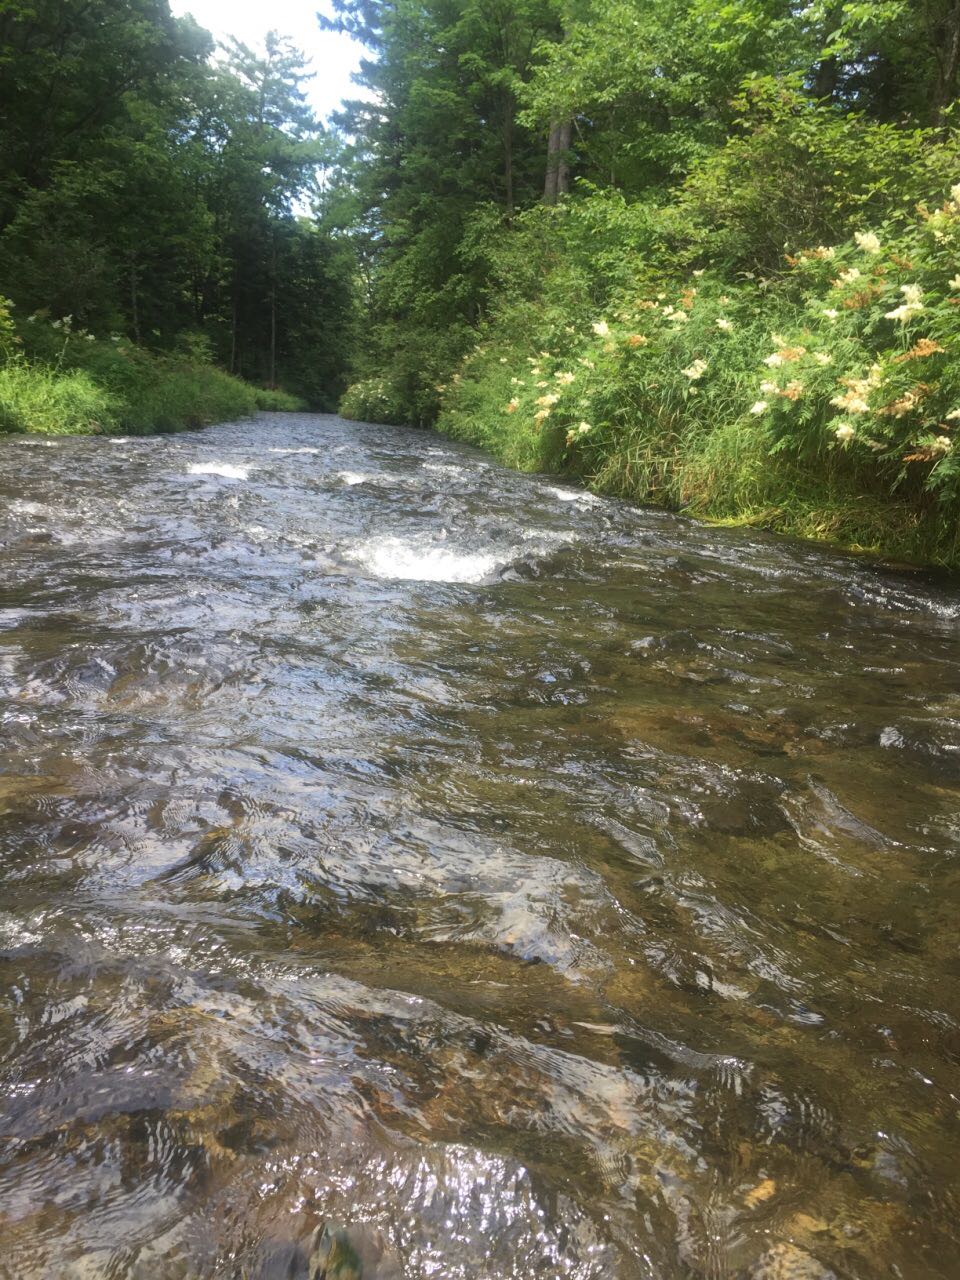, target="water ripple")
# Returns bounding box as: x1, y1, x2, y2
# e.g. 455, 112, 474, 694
0, 414, 959, 1277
